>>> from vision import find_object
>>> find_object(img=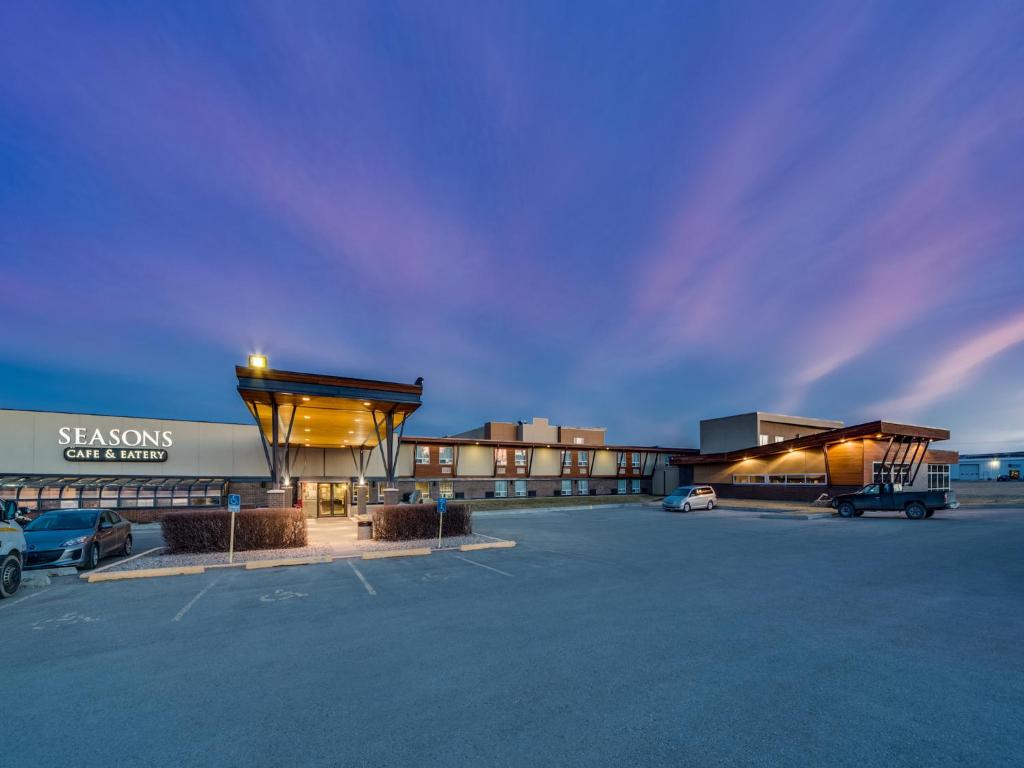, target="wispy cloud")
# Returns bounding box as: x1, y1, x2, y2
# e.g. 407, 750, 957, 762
871, 310, 1024, 417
